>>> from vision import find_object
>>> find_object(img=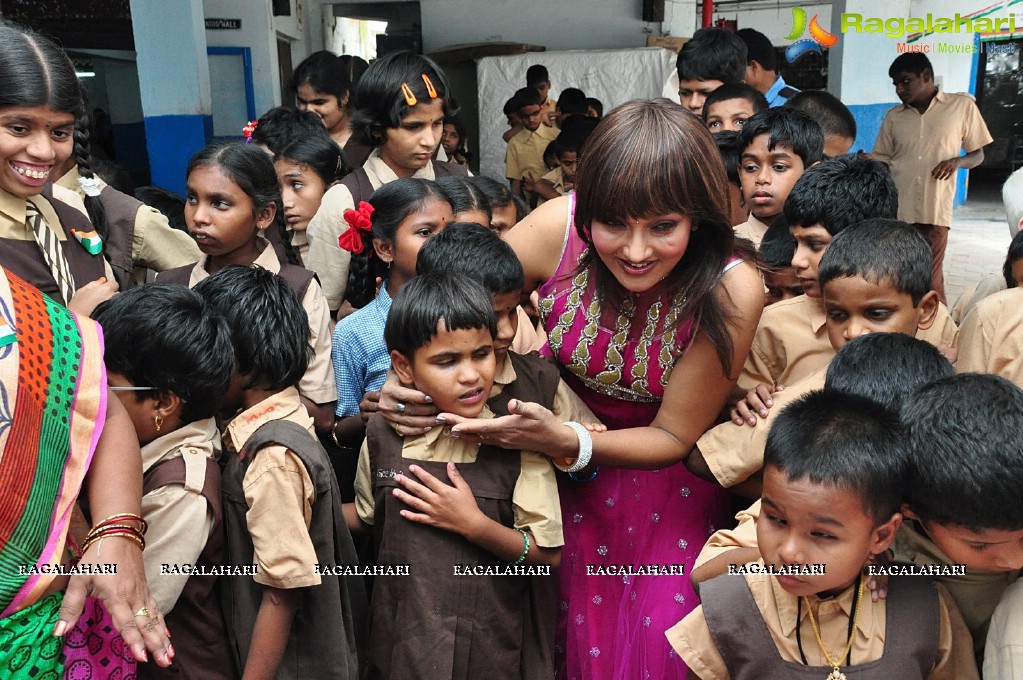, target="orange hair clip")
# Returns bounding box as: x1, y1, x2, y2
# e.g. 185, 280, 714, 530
422, 74, 438, 98
401, 83, 417, 107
